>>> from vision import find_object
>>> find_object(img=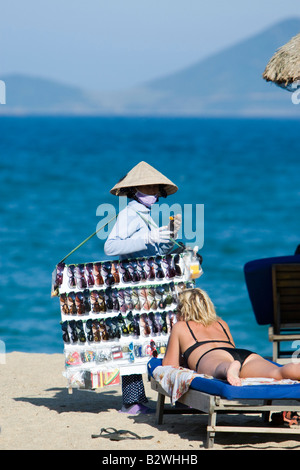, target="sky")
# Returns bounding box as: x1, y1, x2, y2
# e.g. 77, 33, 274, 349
1, 0, 300, 92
